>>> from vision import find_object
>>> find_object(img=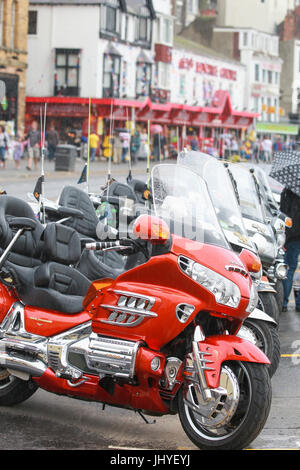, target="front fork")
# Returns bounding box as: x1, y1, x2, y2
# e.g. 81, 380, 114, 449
191, 326, 213, 402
